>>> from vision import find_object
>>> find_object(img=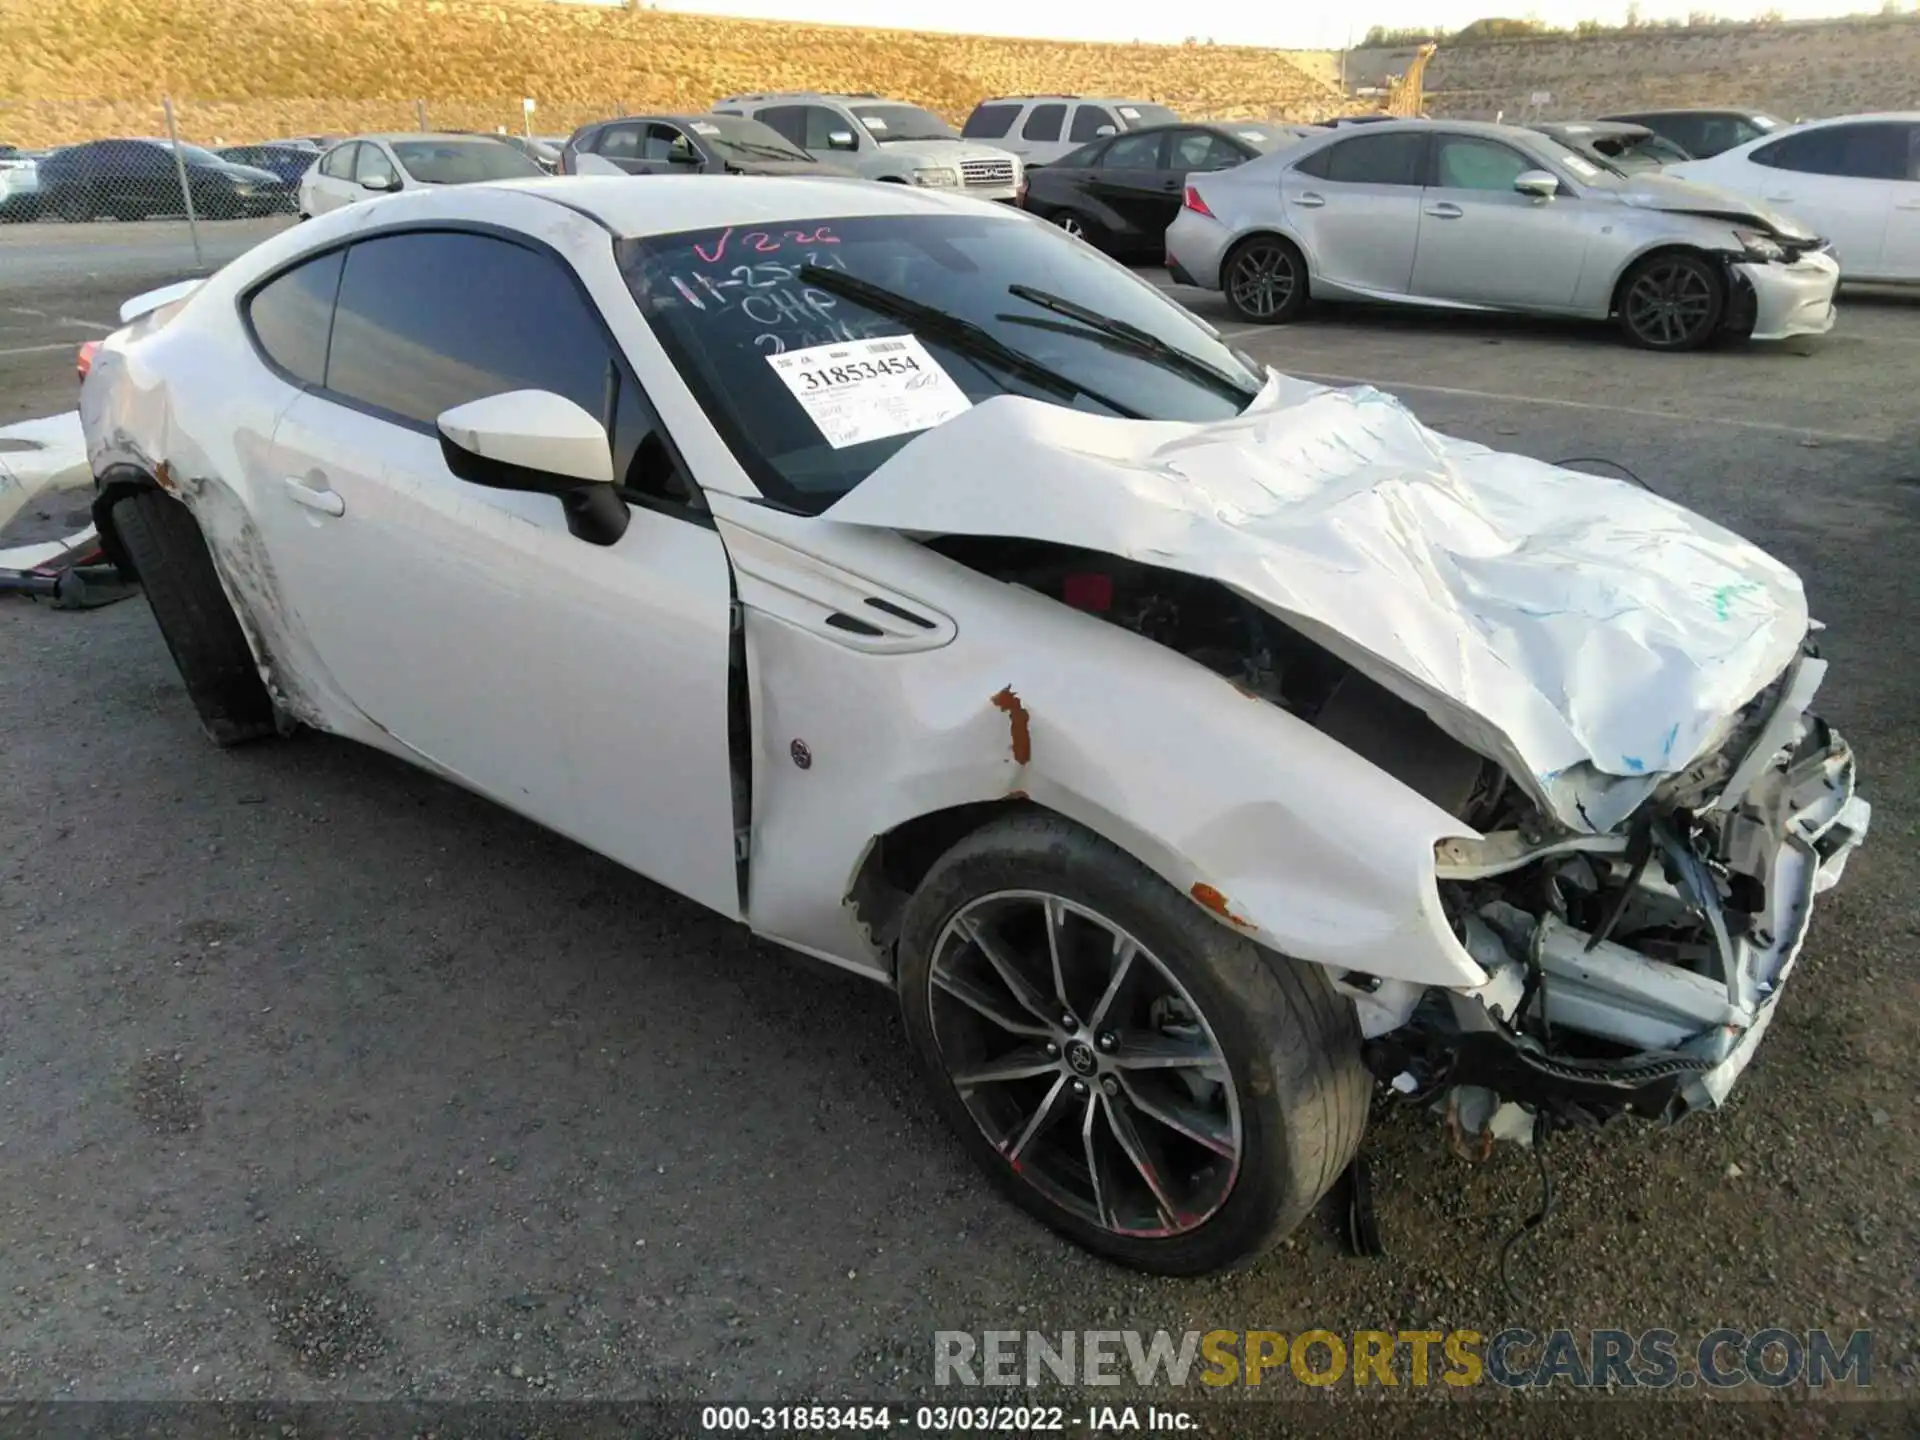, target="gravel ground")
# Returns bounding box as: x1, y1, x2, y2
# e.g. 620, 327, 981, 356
0, 231, 1915, 1434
